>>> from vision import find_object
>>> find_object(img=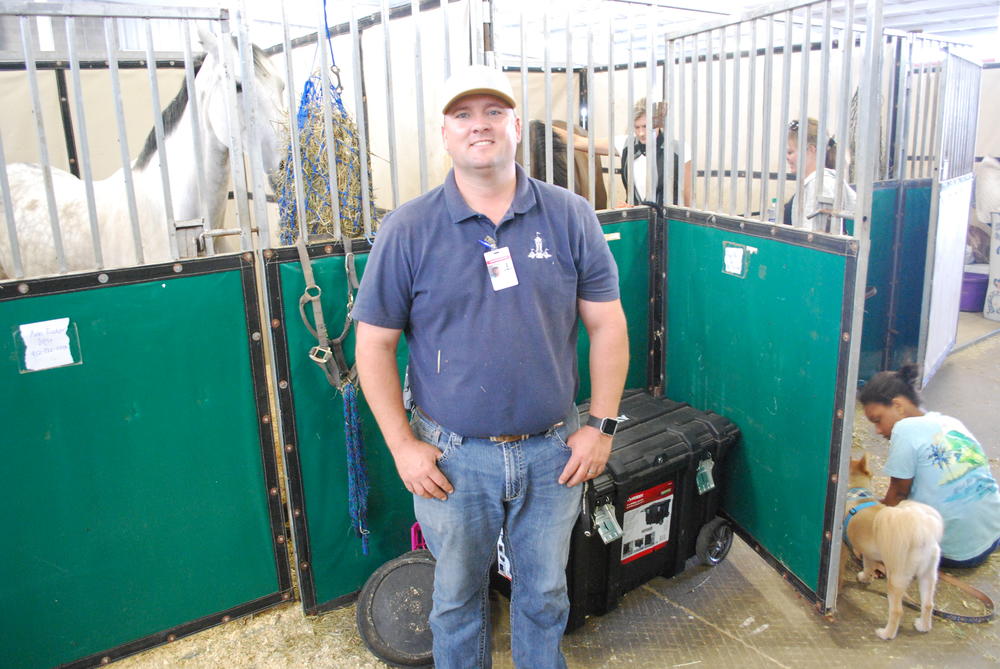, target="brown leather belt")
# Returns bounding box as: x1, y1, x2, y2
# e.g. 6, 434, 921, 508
414, 407, 564, 443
